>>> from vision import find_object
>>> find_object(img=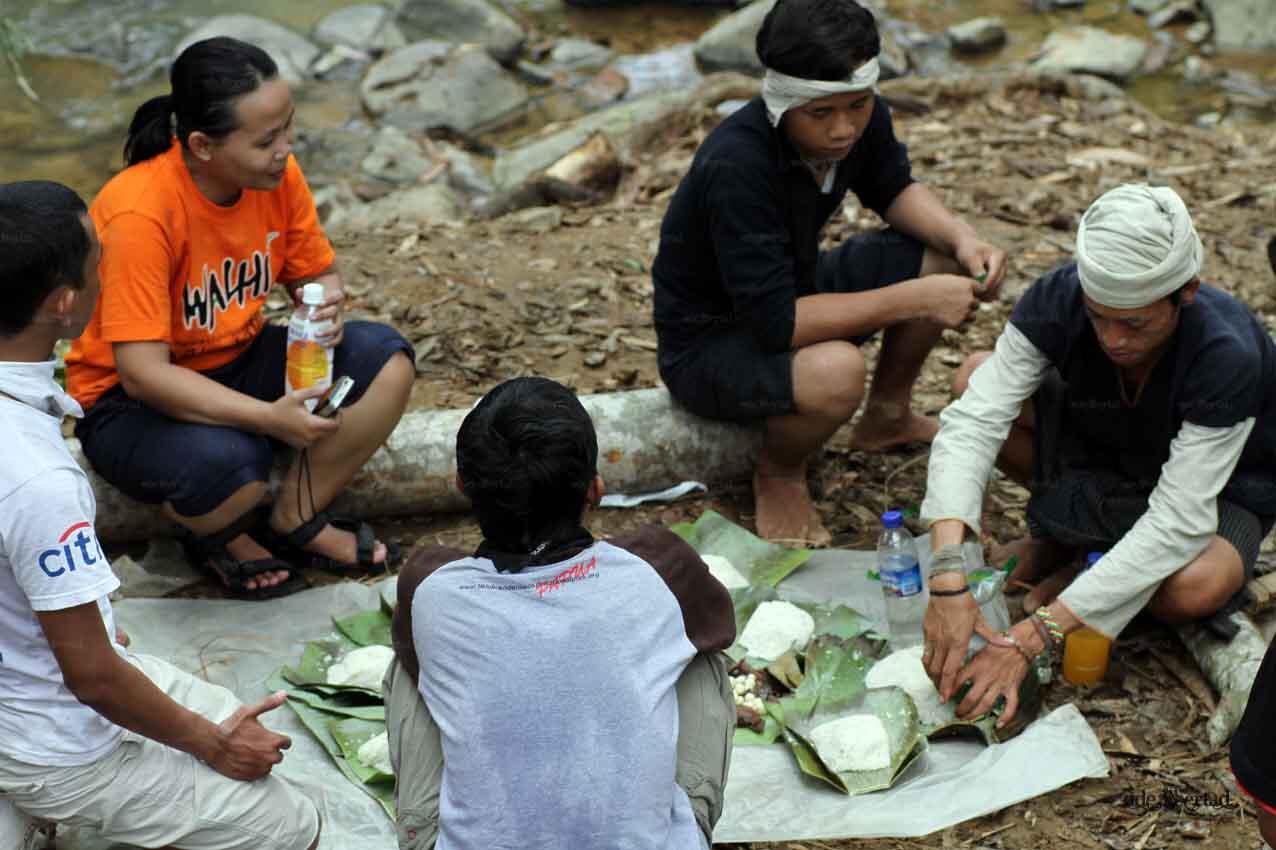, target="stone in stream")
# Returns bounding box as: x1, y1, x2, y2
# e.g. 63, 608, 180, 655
1146, 1, 1198, 28
1031, 26, 1149, 82
361, 42, 529, 134
360, 126, 432, 184
176, 16, 320, 85
947, 17, 1008, 54
693, 0, 911, 78
1129, 0, 1169, 13
549, 38, 615, 71
1203, 0, 1276, 50
396, 0, 526, 64
314, 4, 408, 53
346, 182, 464, 229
